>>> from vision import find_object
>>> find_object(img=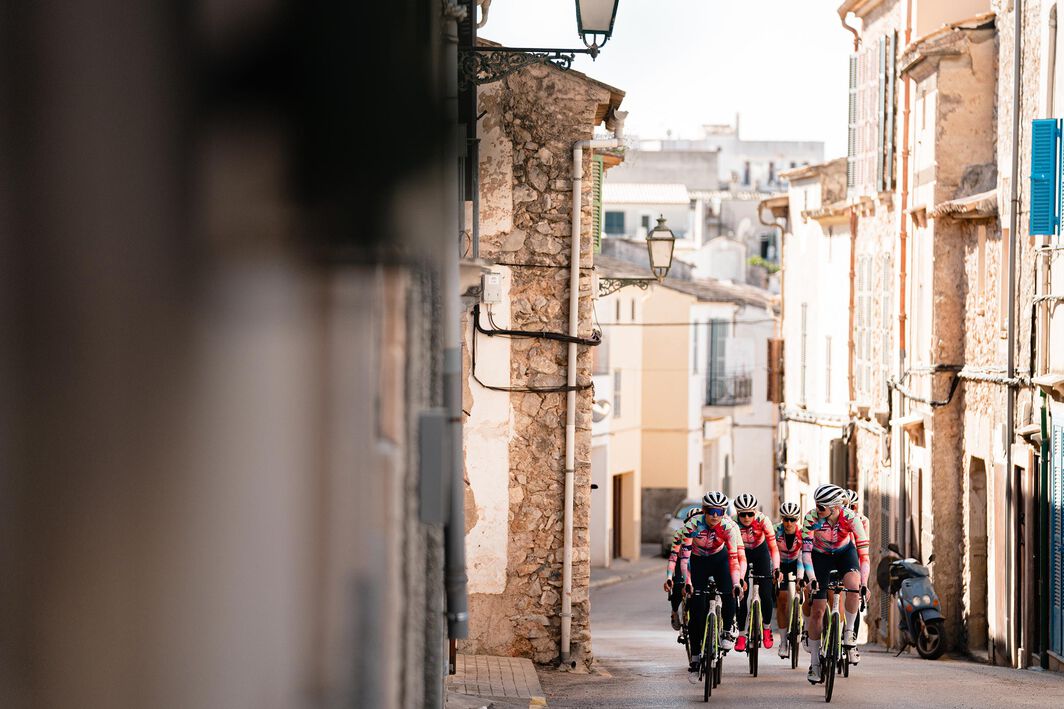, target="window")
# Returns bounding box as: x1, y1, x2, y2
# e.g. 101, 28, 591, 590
604, 210, 625, 235
768, 161, 776, 184
847, 31, 897, 194
615, 298, 621, 322
593, 331, 610, 375
613, 371, 622, 418
707, 320, 728, 403
640, 214, 651, 233
630, 299, 636, 321
743, 161, 751, 186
